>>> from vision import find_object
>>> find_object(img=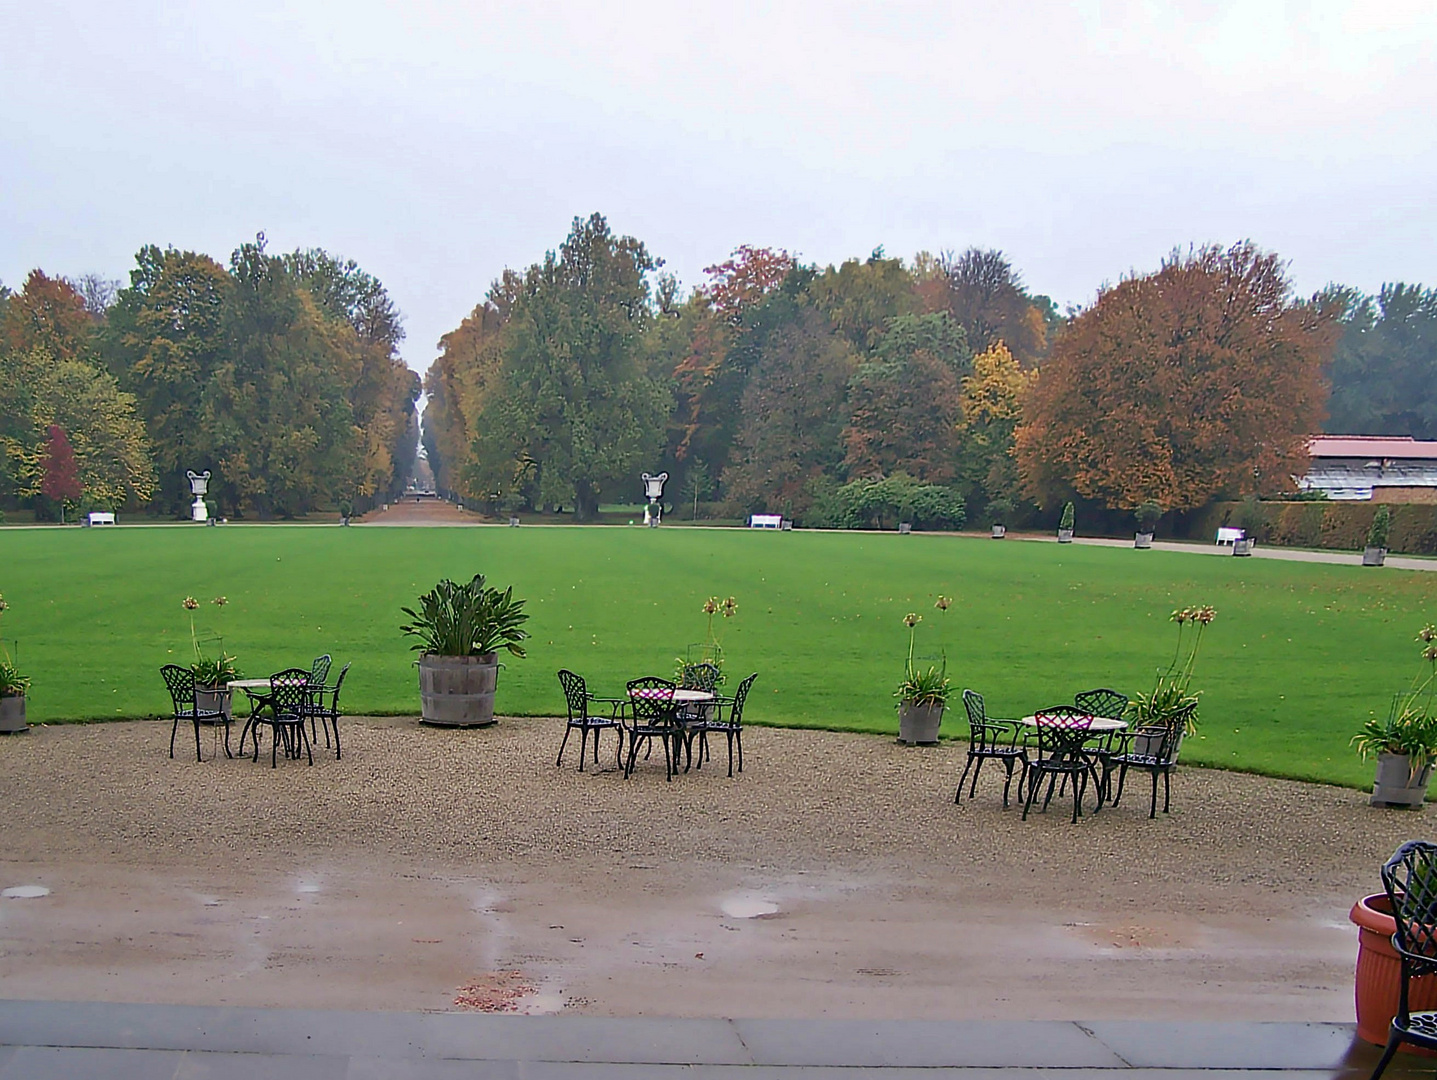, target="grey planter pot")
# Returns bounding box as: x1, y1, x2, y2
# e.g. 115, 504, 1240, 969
1057, 528, 1074, 543
194, 687, 232, 721
1131, 727, 1183, 761
1135, 532, 1154, 549
419, 653, 499, 727
1371, 752, 1432, 808
1363, 546, 1387, 567
991, 525, 1006, 539
1232, 538, 1254, 556
0, 694, 26, 734
897, 702, 944, 746
898, 523, 912, 534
